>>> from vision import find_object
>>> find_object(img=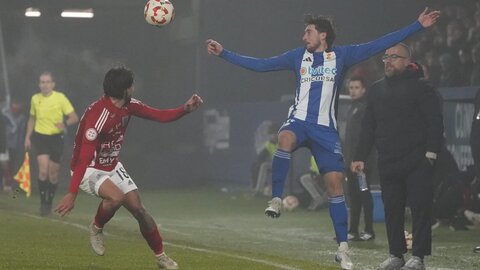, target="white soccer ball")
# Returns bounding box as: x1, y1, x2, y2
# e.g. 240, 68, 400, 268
282, 195, 299, 211
144, 0, 175, 27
